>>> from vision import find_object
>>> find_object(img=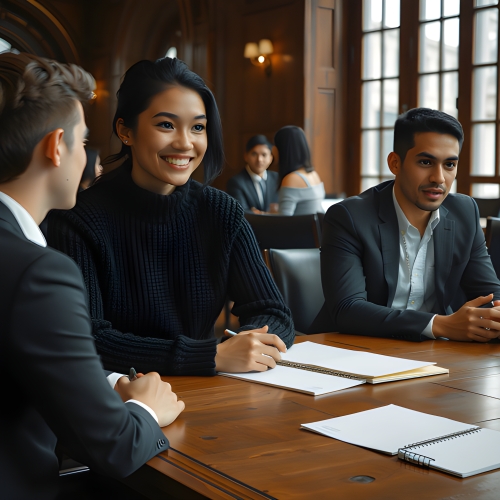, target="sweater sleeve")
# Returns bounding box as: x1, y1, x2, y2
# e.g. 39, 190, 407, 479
227, 217, 295, 348
47, 210, 217, 376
